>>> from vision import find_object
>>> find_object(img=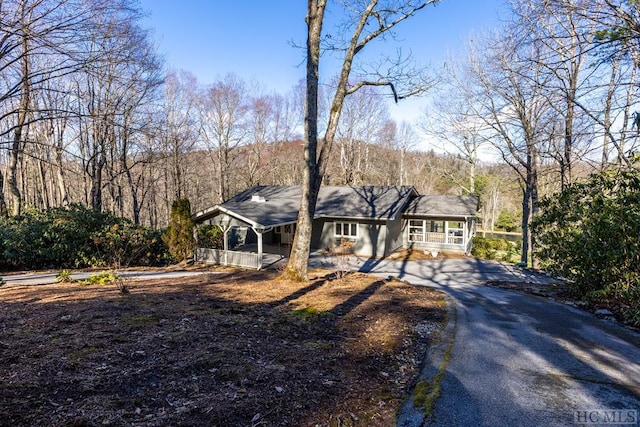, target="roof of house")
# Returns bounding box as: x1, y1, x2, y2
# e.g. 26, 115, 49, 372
193, 185, 418, 227
404, 194, 479, 218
